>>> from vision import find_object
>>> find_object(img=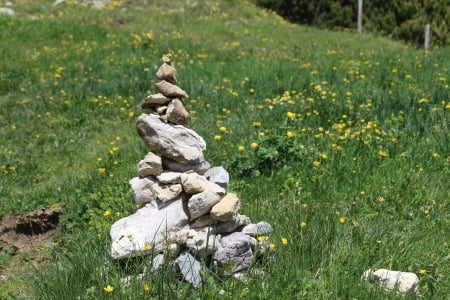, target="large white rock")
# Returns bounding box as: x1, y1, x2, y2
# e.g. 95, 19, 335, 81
136, 113, 205, 163
110, 199, 189, 259
362, 269, 419, 294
